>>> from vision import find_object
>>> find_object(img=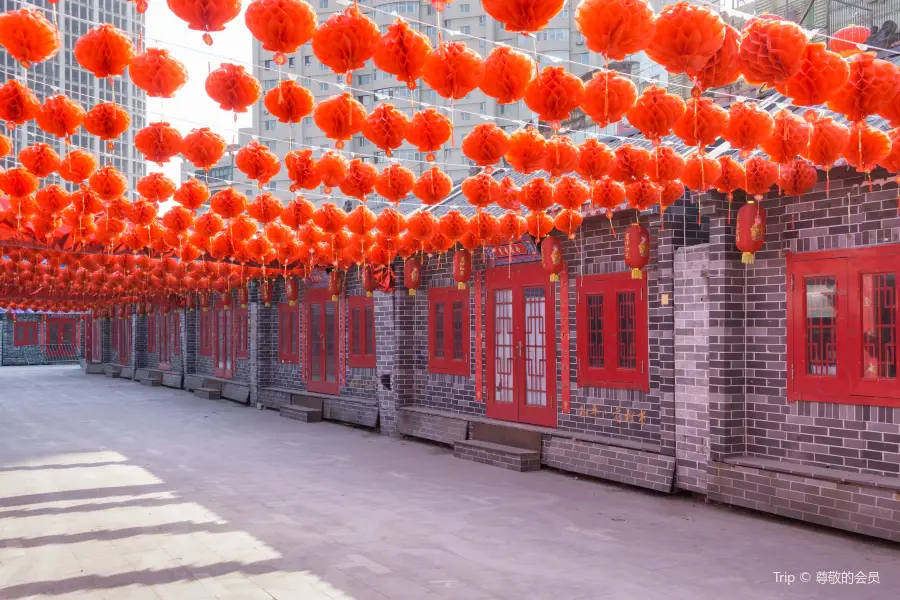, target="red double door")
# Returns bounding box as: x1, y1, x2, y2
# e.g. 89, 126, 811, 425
46, 318, 76, 356
486, 263, 557, 427
306, 288, 339, 394
213, 302, 233, 379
